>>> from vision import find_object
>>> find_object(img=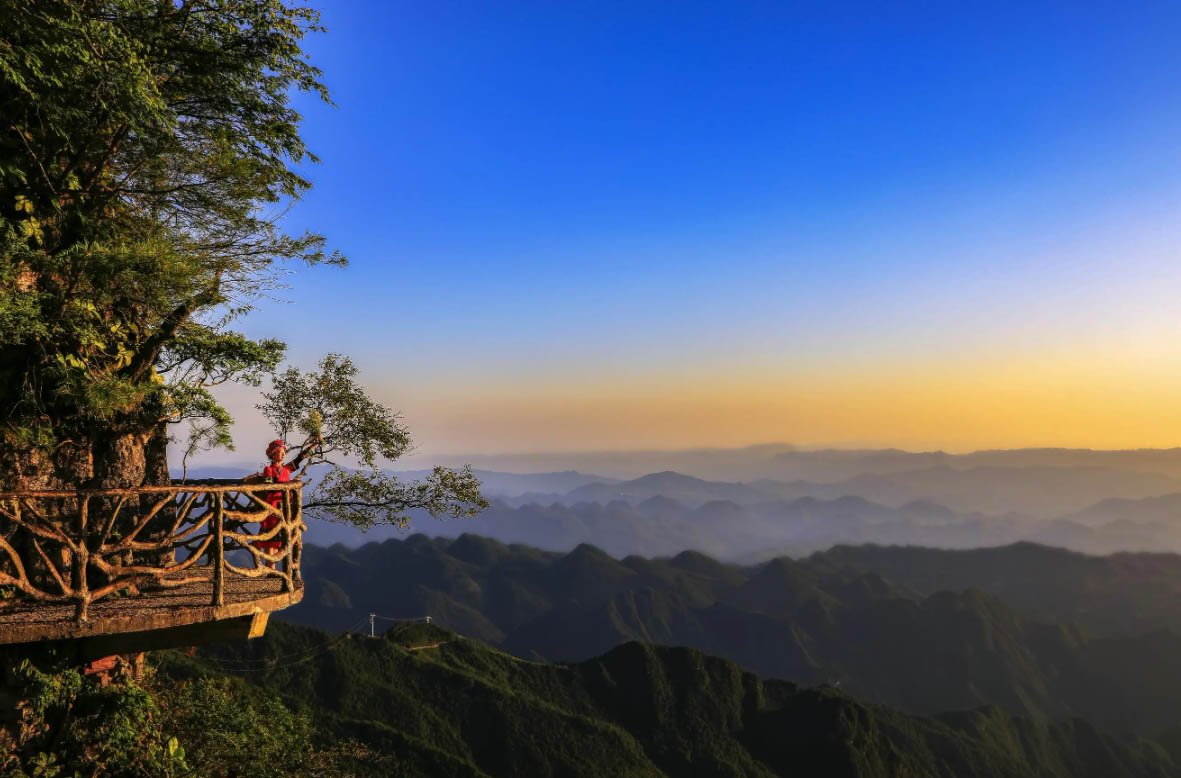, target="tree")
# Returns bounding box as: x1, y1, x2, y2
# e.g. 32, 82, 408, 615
257, 354, 486, 527
0, 0, 332, 490
0, 1, 483, 526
